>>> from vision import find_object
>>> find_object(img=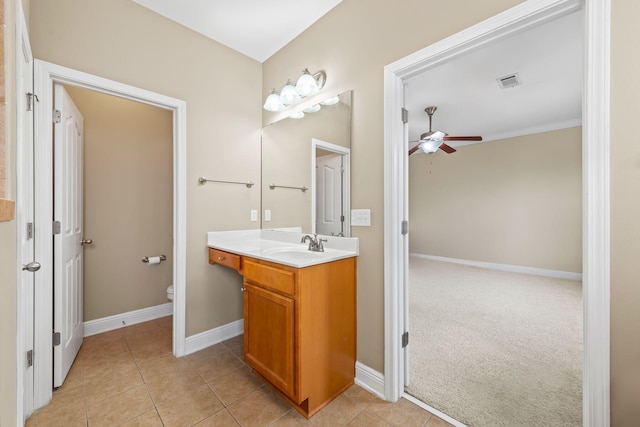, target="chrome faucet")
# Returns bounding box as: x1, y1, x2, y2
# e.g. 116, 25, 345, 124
301, 234, 327, 252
